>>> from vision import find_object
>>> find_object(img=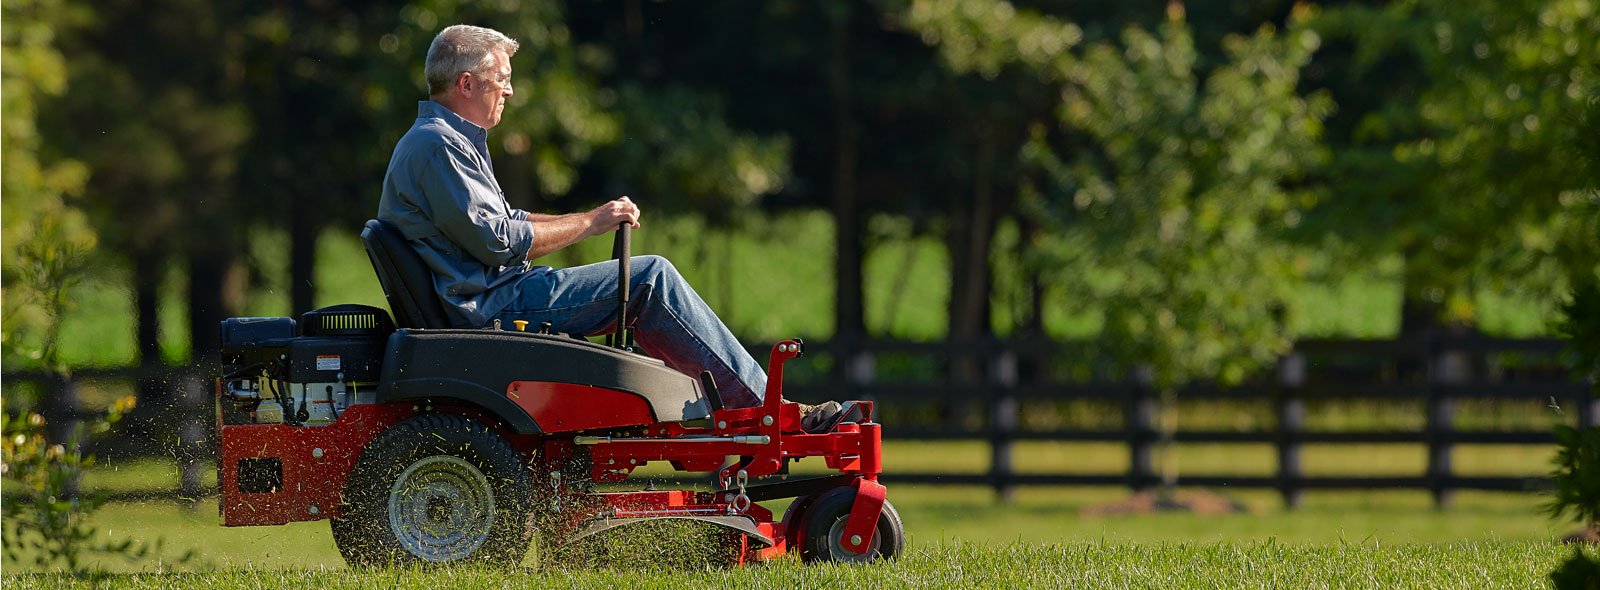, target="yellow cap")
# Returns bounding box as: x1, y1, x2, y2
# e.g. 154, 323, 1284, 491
513, 320, 529, 332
